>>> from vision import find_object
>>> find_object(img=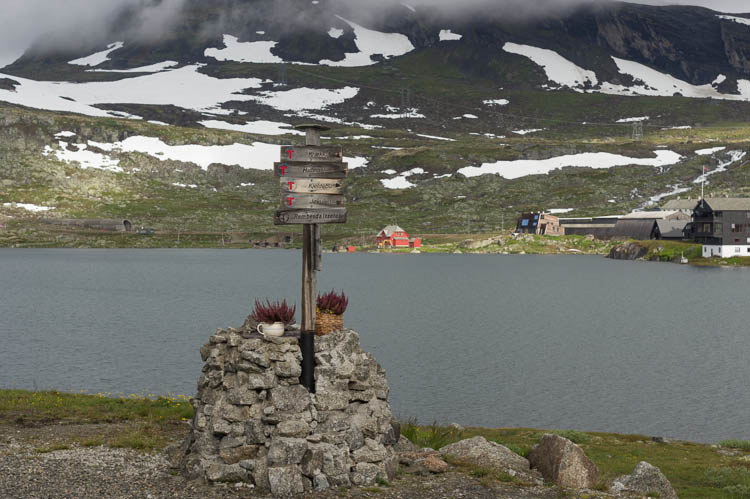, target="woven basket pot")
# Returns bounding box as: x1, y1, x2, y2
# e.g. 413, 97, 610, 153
315, 311, 343, 335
